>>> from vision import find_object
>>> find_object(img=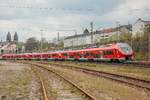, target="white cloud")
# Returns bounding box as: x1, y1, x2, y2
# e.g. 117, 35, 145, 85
0, 0, 150, 42
102, 0, 150, 23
